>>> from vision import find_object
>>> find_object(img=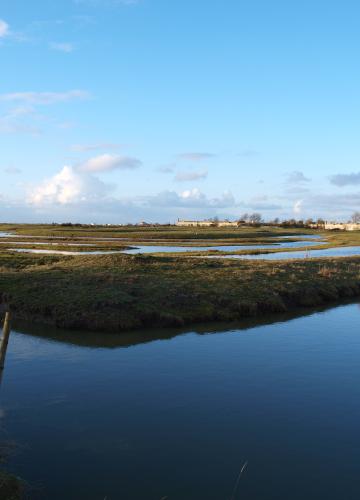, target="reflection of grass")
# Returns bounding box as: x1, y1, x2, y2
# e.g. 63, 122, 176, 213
0, 443, 24, 500
1, 249, 360, 332
0, 471, 23, 500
